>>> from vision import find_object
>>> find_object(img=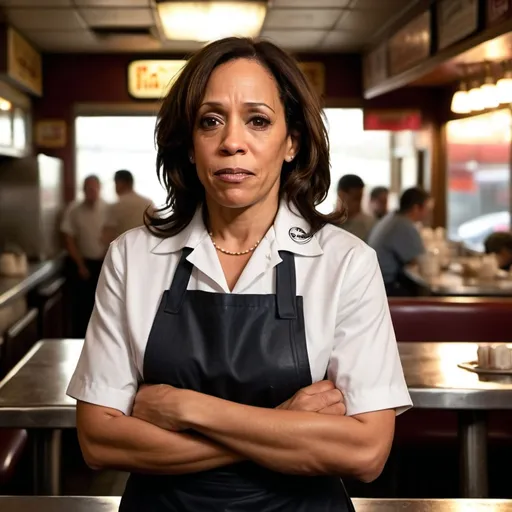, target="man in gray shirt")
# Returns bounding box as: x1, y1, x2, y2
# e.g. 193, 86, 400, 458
368, 187, 431, 296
